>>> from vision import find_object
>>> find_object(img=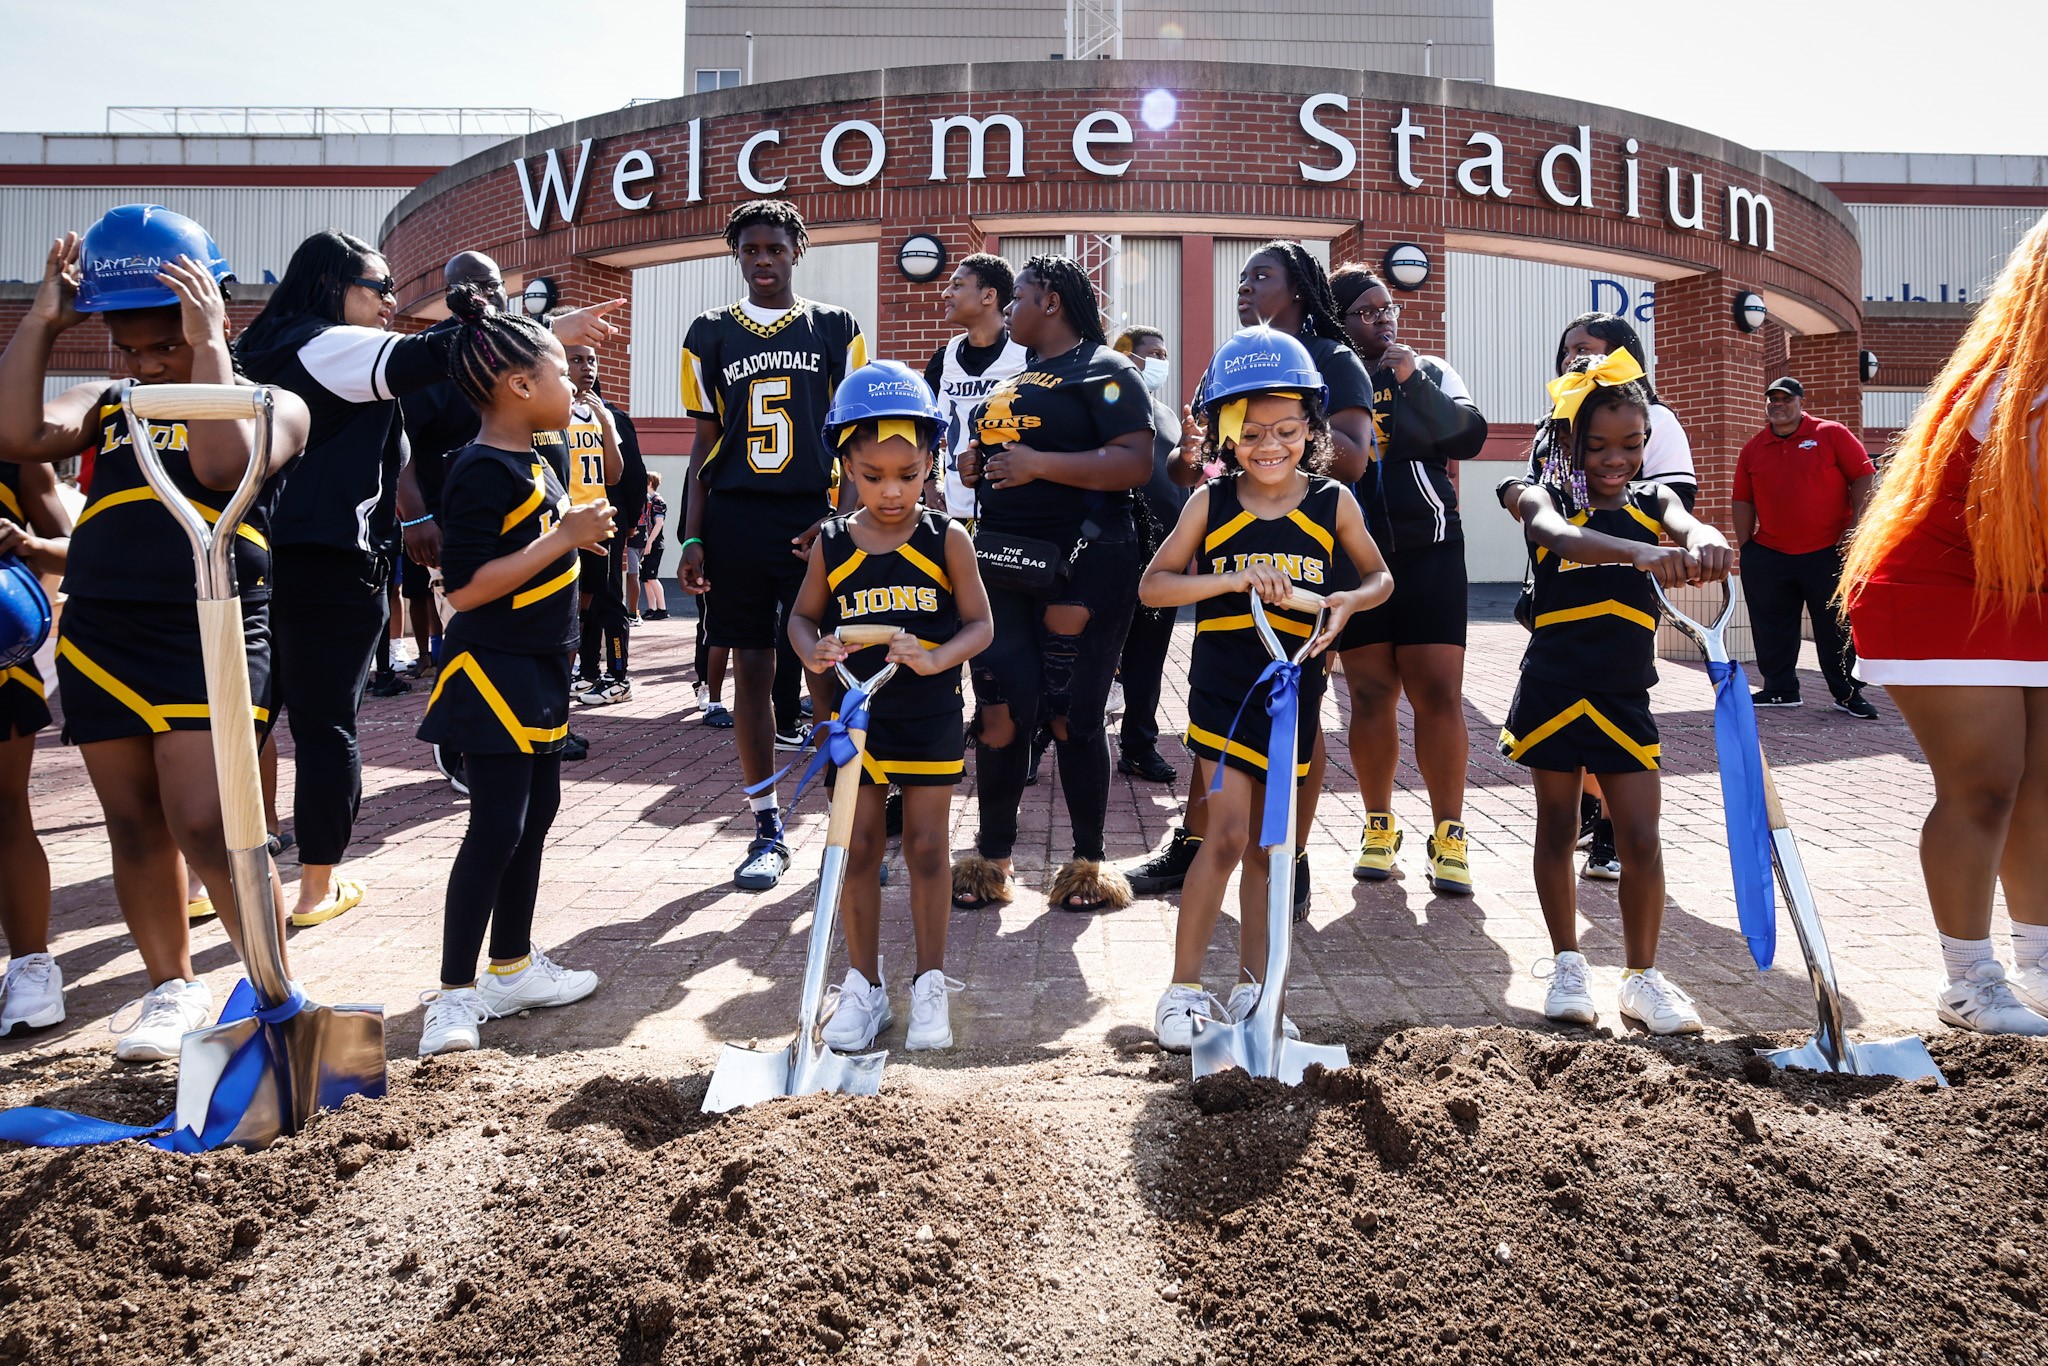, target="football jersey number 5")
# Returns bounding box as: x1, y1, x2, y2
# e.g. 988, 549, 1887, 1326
747, 376, 793, 473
